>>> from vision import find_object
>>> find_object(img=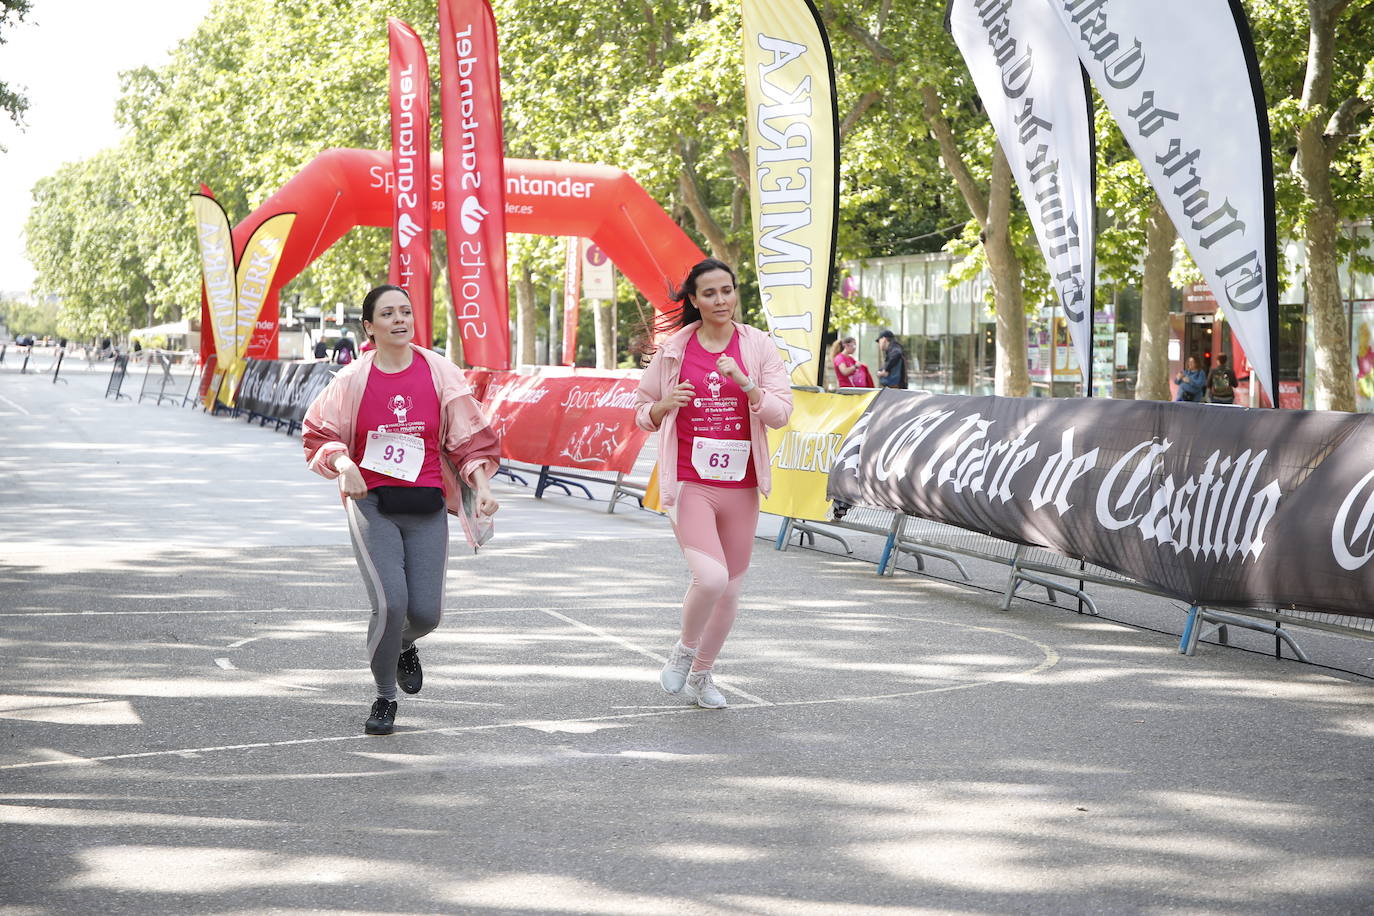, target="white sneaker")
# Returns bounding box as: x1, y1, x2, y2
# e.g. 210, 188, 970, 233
684, 669, 728, 709
660, 641, 696, 694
